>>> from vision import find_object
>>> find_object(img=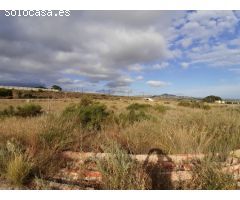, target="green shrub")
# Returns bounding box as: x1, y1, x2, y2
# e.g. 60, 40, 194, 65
203, 95, 222, 103
16, 104, 42, 117
62, 100, 109, 132
80, 95, 93, 106
0, 104, 42, 117
114, 103, 153, 126
178, 101, 210, 110
127, 103, 151, 111
51, 85, 62, 91
118, 110, 150, 127
78, 104, 109, 131
178, 101, 191, 107
154, 104, 169, 113
97, 143, 151, 189
0, 88, 12, 97
0, 106, 15, 117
